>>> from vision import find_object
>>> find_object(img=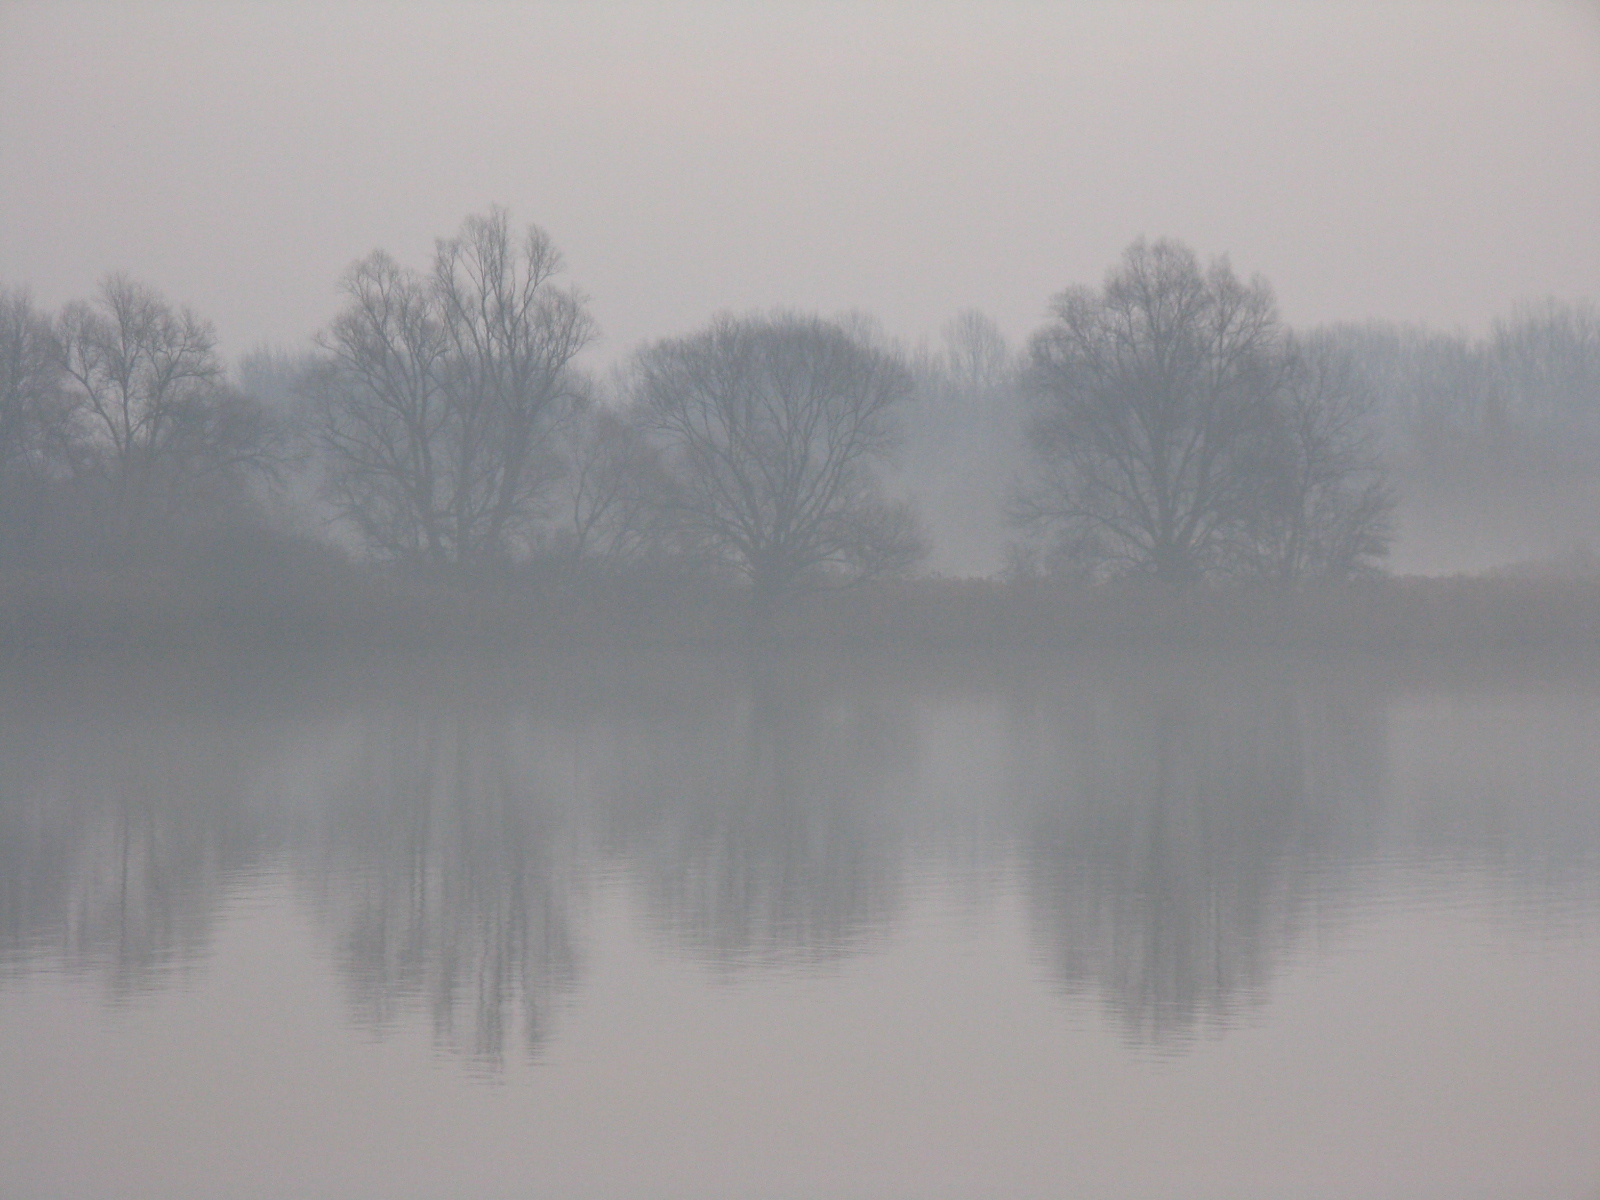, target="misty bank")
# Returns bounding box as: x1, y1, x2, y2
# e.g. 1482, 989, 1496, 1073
3, 552, 1599, 678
